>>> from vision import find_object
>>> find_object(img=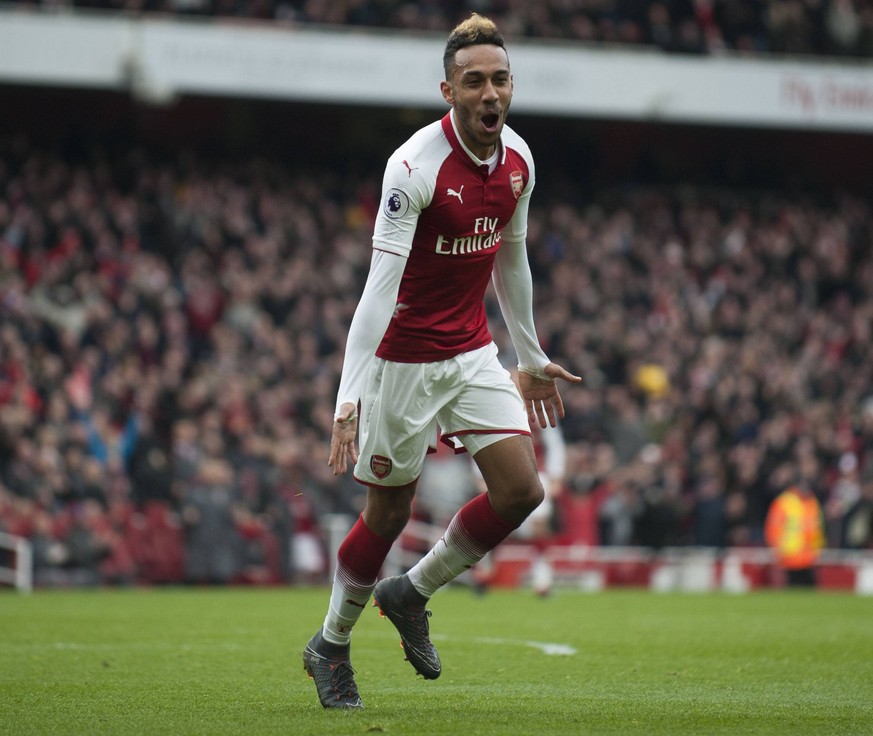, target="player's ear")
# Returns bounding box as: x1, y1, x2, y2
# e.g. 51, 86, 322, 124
440, 80, 454, 106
